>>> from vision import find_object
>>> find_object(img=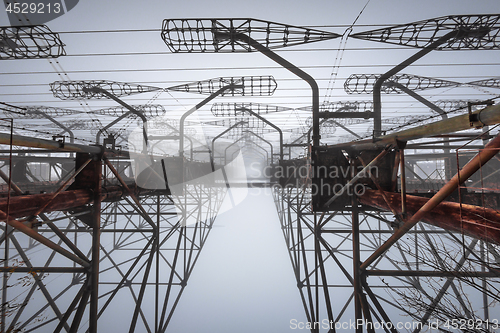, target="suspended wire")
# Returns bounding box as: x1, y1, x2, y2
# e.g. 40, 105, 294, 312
164, 88, 186, 110
1, 17, 498, 142
46, 46, 429, 58
0, 122, 96, 145
4, 92, 498, 110
323, 35, 348, 103
51, 23, 393, 35
292, 109, 307, 135
0, 102, 26, 115
1, 74, 498, 90
324, 0, 371, 103
3, 62, 500, 77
